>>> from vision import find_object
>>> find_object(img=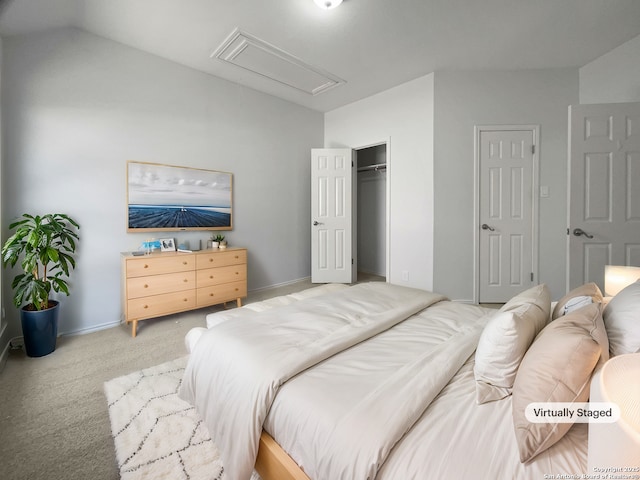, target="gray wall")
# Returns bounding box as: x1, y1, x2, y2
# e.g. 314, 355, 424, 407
325, 75, 435, 290
433, 69, 579, 302
1, 28, 322, 339
580, 33, 640, 104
